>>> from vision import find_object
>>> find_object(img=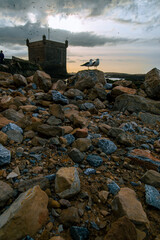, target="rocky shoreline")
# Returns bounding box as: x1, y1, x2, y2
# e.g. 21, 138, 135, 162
0, 68, 160, 240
